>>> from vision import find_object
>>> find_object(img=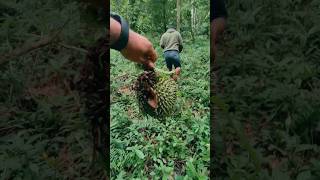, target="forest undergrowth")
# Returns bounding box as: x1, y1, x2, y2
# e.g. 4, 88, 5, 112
213, 0, 320, 179
0, 0, 106, 179
111, 37, 210, 179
